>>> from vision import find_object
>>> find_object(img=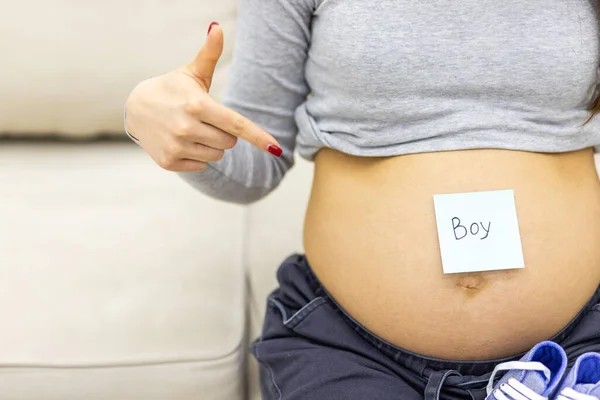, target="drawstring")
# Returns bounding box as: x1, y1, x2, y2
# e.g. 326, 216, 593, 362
424, 370, 464, 400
